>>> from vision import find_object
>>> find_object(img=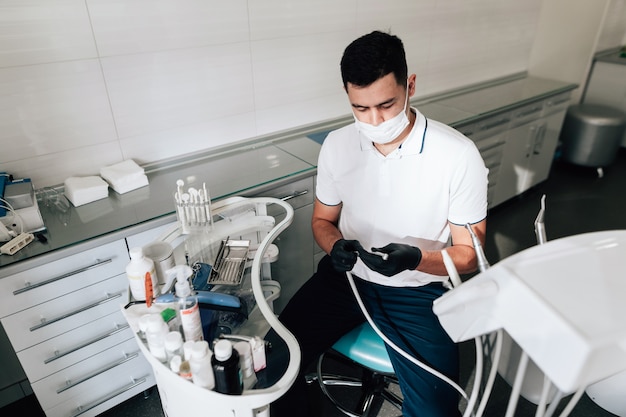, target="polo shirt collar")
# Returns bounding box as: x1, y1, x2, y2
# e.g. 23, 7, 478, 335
359, 108, 426, 156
